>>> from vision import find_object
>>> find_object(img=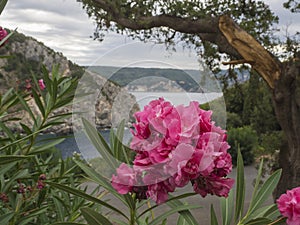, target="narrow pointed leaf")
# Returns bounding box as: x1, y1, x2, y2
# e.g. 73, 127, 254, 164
148, 205, 201, 225
81, 207, 114, 225
166, 197, 199, 225
211, 205, 219, 225
247, 169, 282, 216
234, 149, 245, 222
0, 212, 14, 224
82, 118, 118, 170
47, 182, 128, 220
139, 193, 197, 218
0, 155, 33, 165
221, 189, 234, 225
244, 217, 272, 225
74, 159, 128, 206
53, 223, 86, 225
0, 0, 8, 15
246, 159, 264, 215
